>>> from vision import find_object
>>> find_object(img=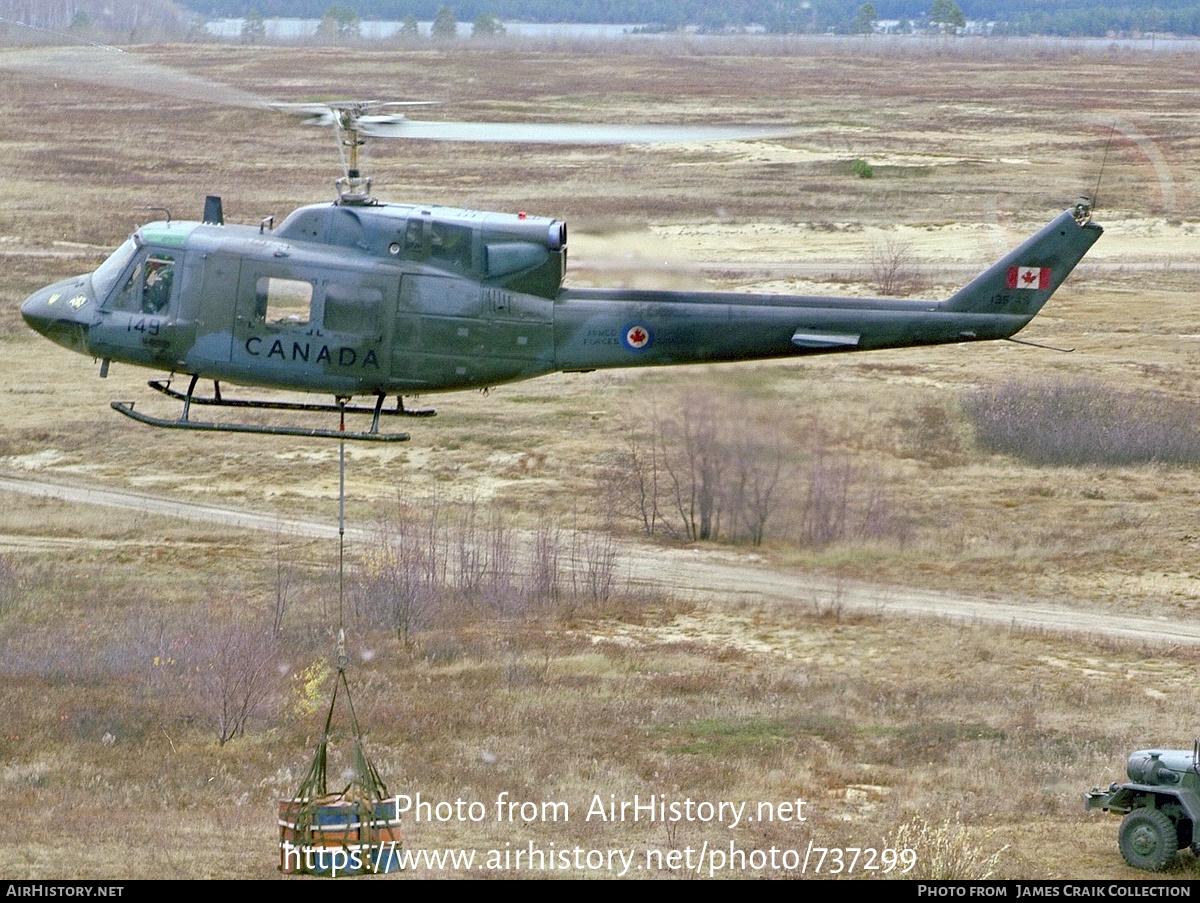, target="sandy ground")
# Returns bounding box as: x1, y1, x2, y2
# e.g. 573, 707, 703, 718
571, 216, 1200, 280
